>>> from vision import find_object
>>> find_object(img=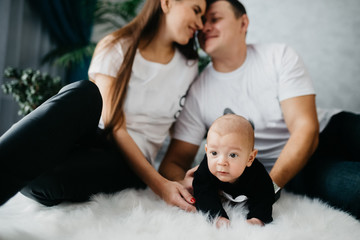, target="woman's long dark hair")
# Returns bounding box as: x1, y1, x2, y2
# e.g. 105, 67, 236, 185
97, 0, 199, 136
